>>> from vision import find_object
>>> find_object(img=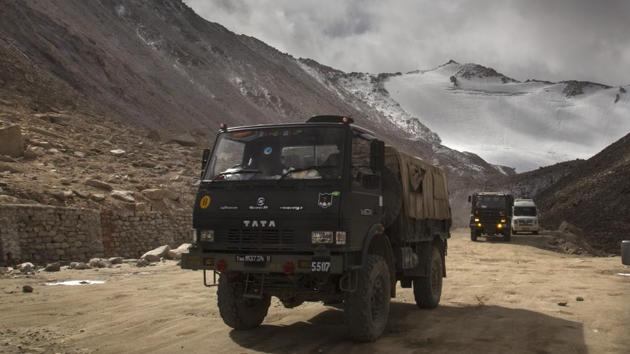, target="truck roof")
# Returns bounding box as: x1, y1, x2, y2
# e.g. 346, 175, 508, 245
476, 192, 510, 196
220, 120, 379, 138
